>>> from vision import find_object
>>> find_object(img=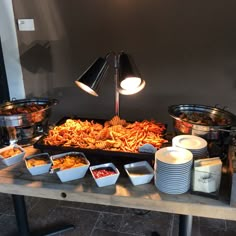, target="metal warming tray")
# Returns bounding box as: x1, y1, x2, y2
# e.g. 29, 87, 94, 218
0, 98, 58, 146
0, 98, 57, 127
168, 104, 236, 141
